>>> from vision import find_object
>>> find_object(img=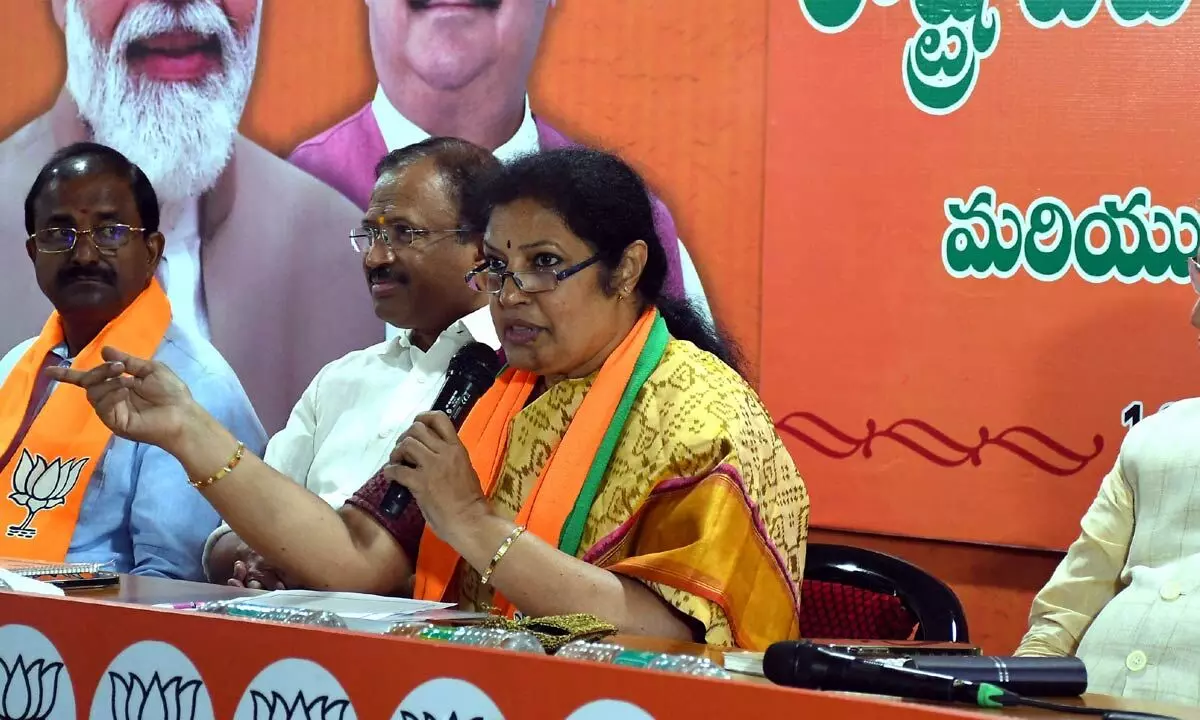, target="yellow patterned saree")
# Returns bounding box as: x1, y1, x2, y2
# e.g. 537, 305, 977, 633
452, 335, 808, 649
352, 312, 809, 649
